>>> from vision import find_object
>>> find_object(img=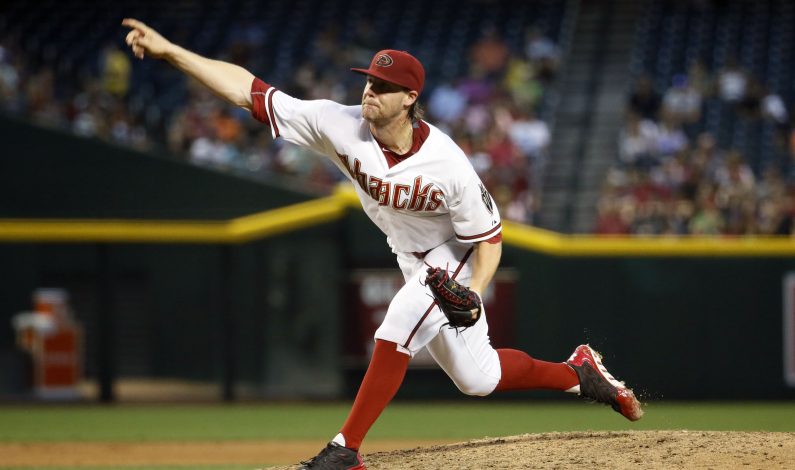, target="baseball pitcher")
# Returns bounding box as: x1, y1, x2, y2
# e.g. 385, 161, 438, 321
122, 18, 642, 470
